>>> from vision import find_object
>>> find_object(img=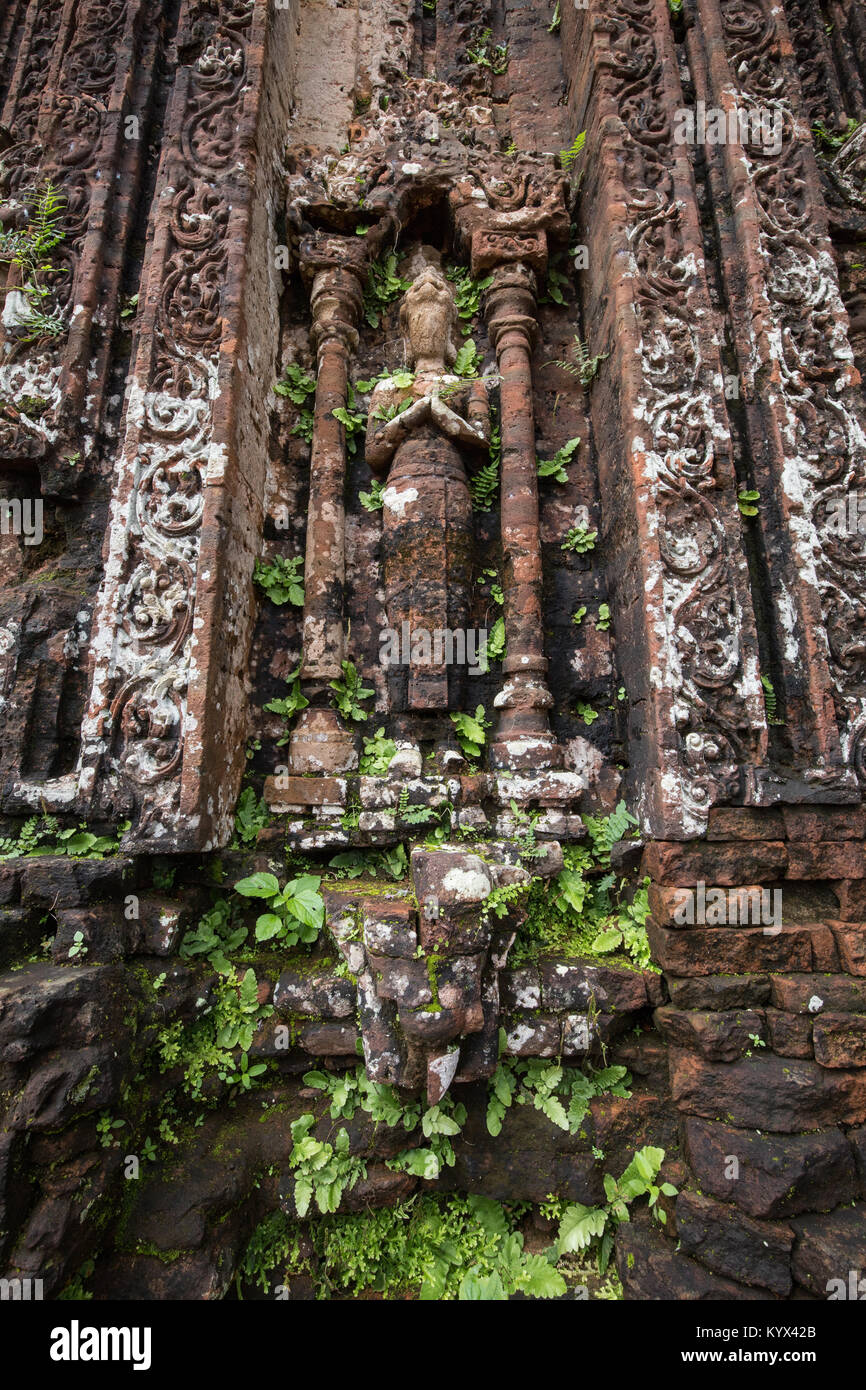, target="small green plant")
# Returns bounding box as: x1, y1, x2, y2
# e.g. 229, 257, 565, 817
737, 487, 760, 518
465, 28, 509, 73
445, 265, 493, 334
388, 1097, 468, 1181
96, 1114, 125, 1149
560, 131, 586, 172
273, 363, 317, 444
67, 930, 88, 960
480, 879, 533, 926
540, 262, 571, 306
234, 871, 325, 946
397, 789, 444, 830
812, 116, 860, 152
482, 615, 506, 667
263, 665, 309, 744
548, 333, 608, 385
360, 727, 397, 775
227, 1051, 268, 1091
537, 435, 580, 484
152, 859, 176, 892
584, 800, 639, 865
453, 338, 481, 376
451, 705, 490, 761
232, 786, 269, 847
329, 846, 409, 880
254, 555, 304, 607
0, 181, 67, 342
477, 567, 505, 606
590, 879, 651, 967
303, 1067, 469, 1184
371, 397, 412, 424
509, 807, 650, 972
240, 1192, 566, 1301
156, 970, 273, 1101
16, 394, 48, 417
222, 971, 271, 1050
332, 388, 366, 456
761, 674, 784, 725
57, 1262, 95, 1302
470, 425, 501, 511
557, 1147, 677, 1273
0, 816, 130, 861
363, 253, 411, 328
355, 369, 415, 394
575, 702, 598, 726
180, 898, 247, 974
487, 1040, 631, 1138
509, 799, 545, 863
289, 1115, 367, 1216
549, 0, 561, 33
360, 478, 386, 512
330, 660, 375, 722
572, 606, 587, 626
562, 524, 597, 554
596, 602, 611, 631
